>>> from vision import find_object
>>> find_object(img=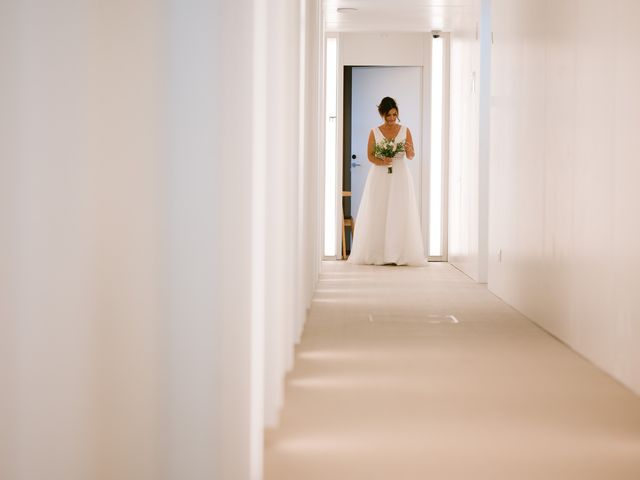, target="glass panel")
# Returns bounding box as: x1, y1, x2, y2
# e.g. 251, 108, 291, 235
323, 37, 337, 257
429, 37, 444, 257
